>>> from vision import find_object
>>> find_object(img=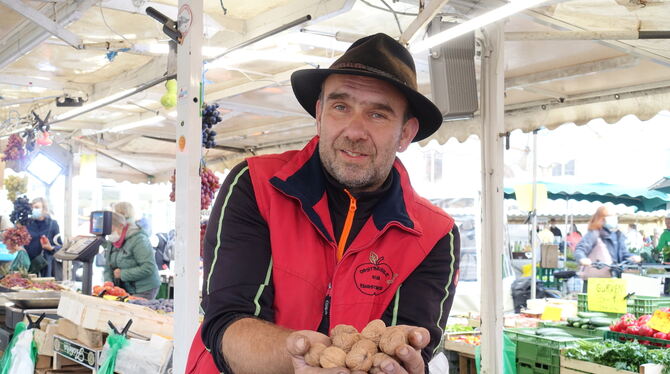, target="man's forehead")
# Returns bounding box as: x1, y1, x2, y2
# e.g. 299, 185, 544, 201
322, 74, 407, 105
